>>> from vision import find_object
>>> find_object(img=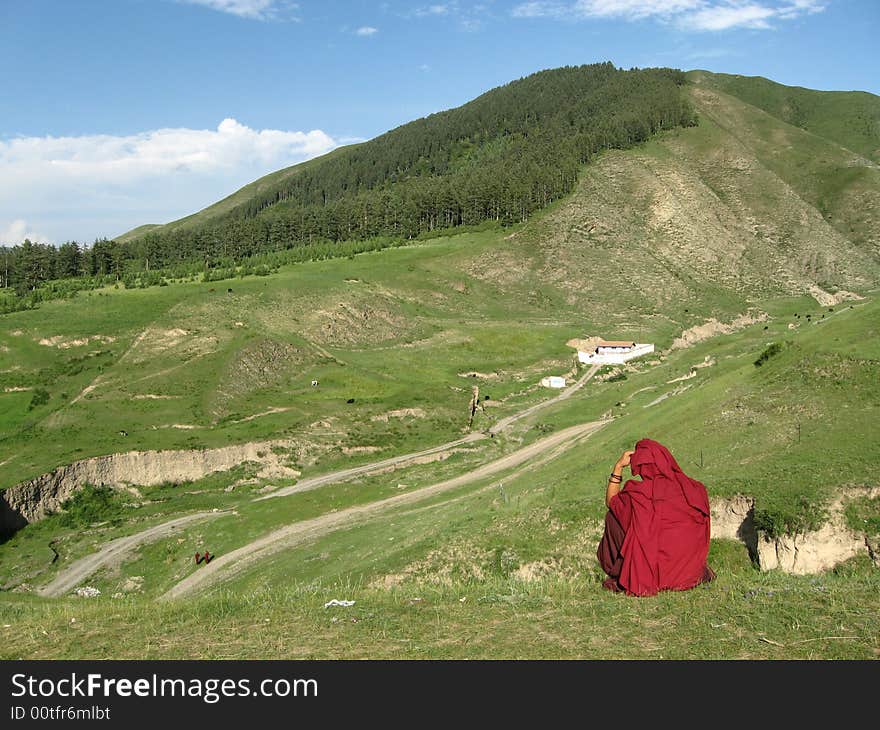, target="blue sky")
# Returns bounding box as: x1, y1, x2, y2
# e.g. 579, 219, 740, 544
1, 0, 878, 245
